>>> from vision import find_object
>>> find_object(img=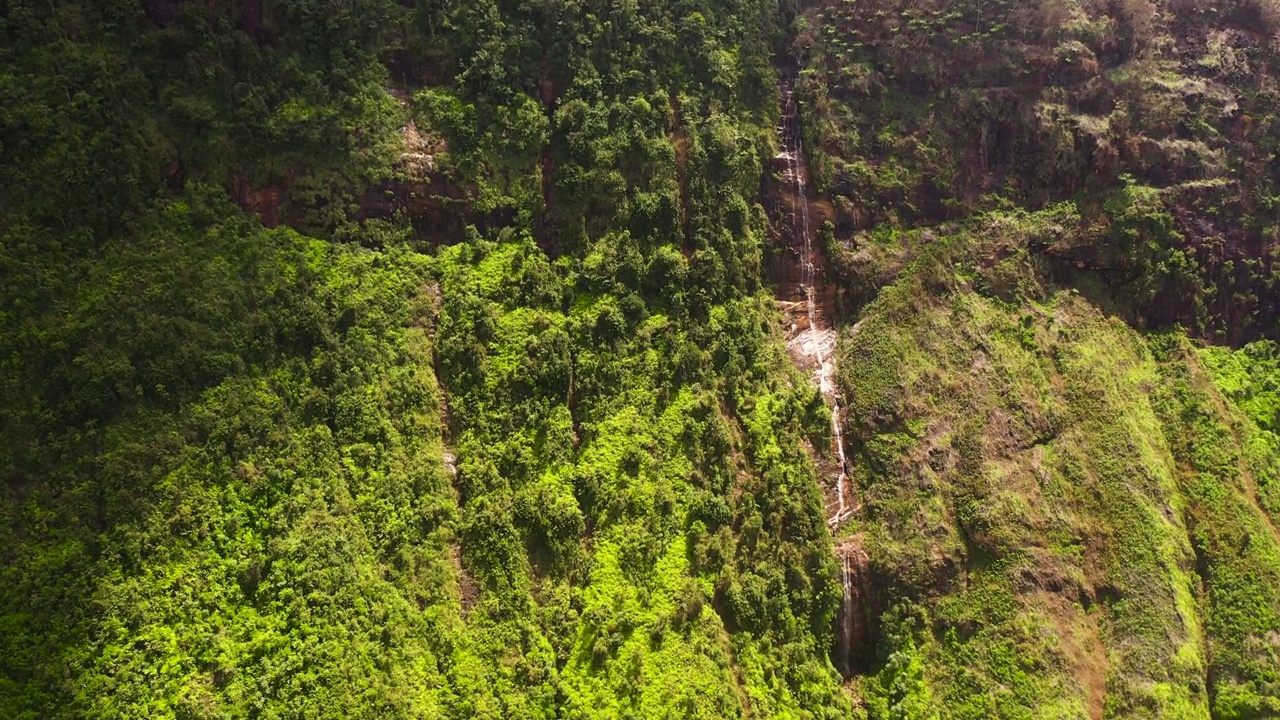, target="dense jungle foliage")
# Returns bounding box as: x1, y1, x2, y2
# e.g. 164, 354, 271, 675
0, 0, 1278, 718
